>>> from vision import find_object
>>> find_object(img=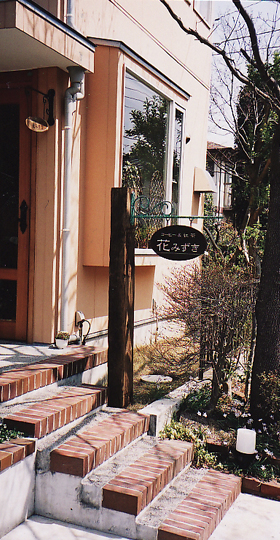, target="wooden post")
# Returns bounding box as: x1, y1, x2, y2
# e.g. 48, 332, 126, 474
108, 187, 135, 407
